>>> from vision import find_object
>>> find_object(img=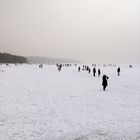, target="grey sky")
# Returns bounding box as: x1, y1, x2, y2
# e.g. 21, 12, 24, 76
0, 0, 140, 63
